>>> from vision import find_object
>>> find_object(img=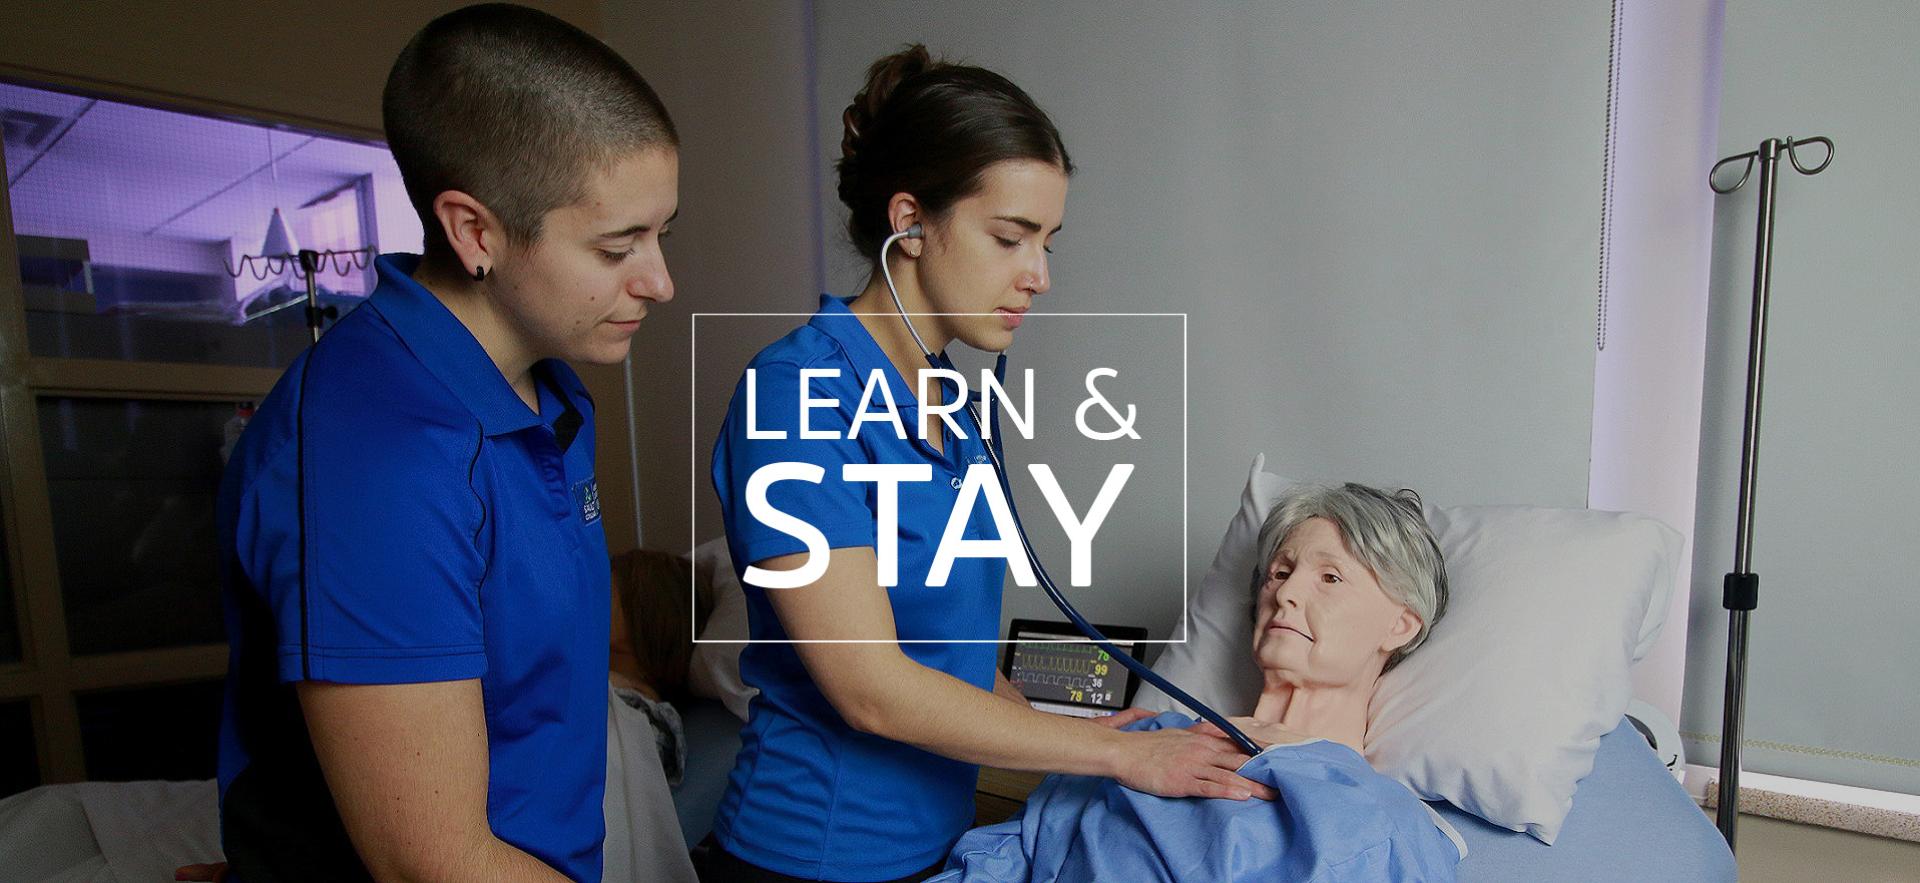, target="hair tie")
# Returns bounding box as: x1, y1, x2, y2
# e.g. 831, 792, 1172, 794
840, 107, 863, 159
